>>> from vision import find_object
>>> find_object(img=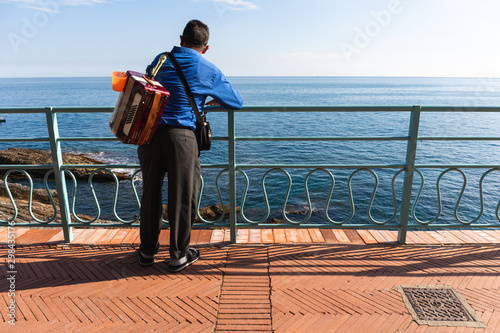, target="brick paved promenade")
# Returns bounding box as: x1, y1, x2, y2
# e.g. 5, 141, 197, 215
1, 228, 500, 332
